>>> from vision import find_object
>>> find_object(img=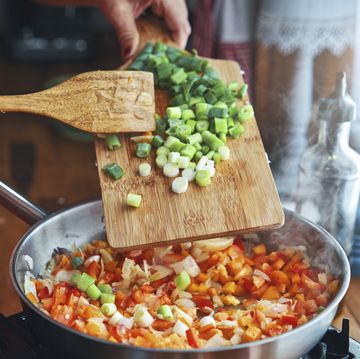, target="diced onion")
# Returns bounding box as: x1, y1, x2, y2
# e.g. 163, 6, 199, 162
199, 316, 216, 327
196, 156, 208, 170
23, 255, 33, 270
84, 255, 100, 267
149, 265, 174, 281
175, 298, 196, 309
172, 177, 189, 194
204, 333, 229, 347
169, 256, 200, 277
253, 269, 271, 282
173, 306, 194, 326
139, 163, 151, 177
230, 334, 241, 345
55, 269, 81, 284
163, 163, 179, 177
193, 237, 234, 251
172, 320, 189, 337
